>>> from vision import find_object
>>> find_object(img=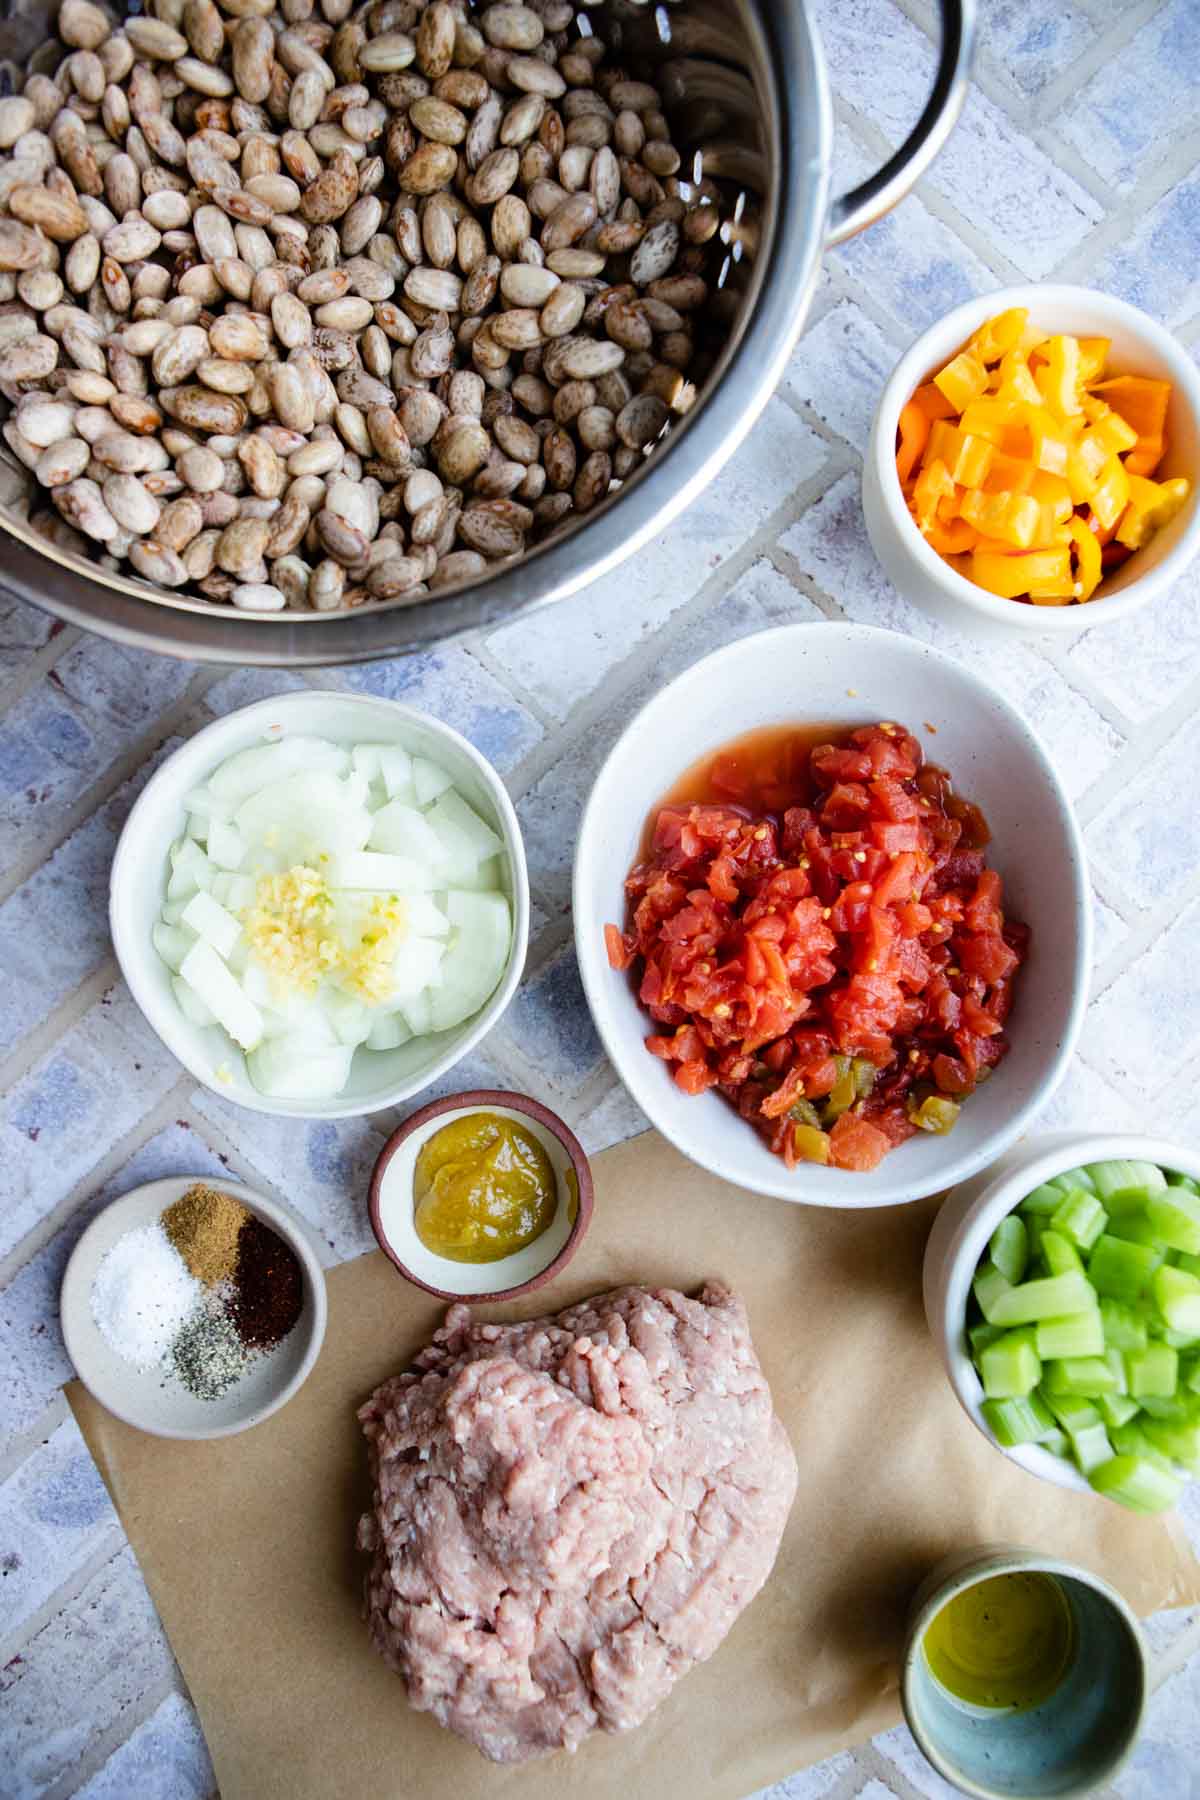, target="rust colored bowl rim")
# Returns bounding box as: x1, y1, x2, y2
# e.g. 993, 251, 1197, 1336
368, 1088, 595, 1303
